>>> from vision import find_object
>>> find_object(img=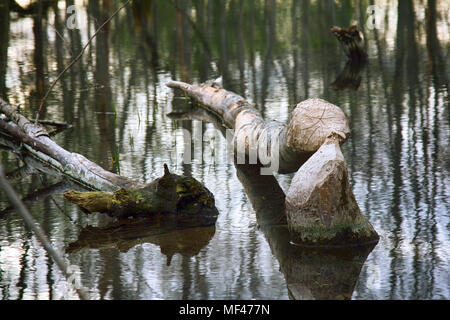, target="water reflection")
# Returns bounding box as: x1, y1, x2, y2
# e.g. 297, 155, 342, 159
0, 0, 449, 299
331, 60, 365, 91
66, 216, 216, 266
235, 163, 376, 300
